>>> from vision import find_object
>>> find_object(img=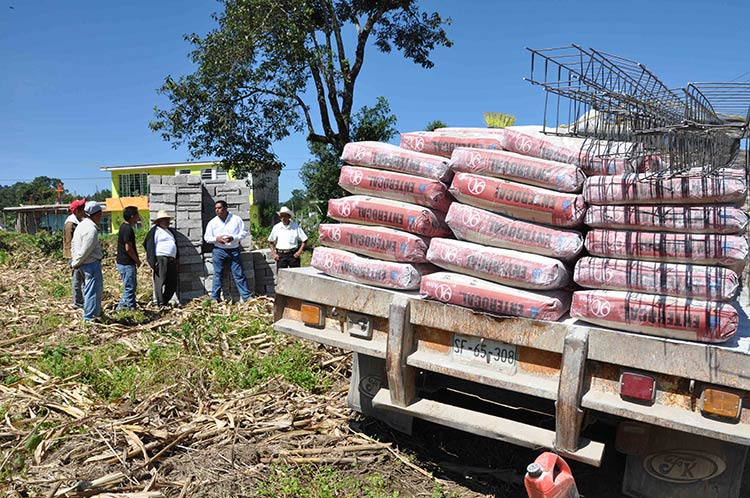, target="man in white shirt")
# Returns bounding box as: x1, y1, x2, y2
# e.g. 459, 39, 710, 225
143, 210, 179, 306
70, 201, 104, 322
268, 206, 308, 269
204, 200, 252, 301
63, 198, 86, 309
